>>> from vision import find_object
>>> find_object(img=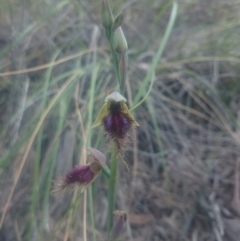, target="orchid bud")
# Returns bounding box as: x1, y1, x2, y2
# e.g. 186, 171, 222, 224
113, 27, 128, 53
102, 0, 113, 40
111, 210, 127, 241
